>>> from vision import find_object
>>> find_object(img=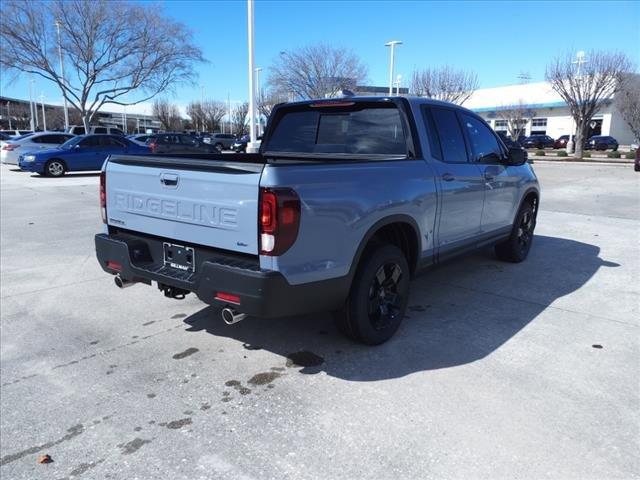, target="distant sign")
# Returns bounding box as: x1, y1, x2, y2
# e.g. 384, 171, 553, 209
590, 121, 597, 129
